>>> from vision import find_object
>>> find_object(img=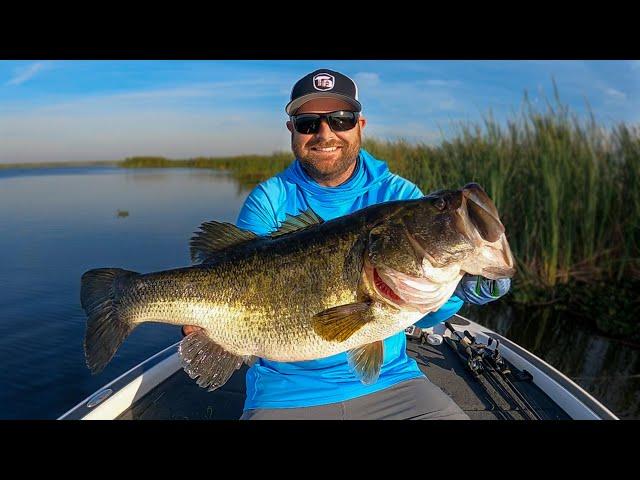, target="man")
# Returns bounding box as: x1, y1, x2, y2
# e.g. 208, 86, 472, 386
184, 69, 510, 419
